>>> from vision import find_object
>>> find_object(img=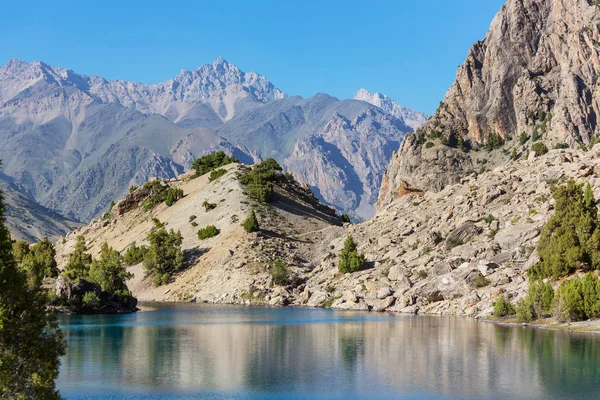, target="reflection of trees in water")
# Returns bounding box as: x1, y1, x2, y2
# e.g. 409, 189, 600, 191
339, 327, 364, 372
510, 328, 600, 397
